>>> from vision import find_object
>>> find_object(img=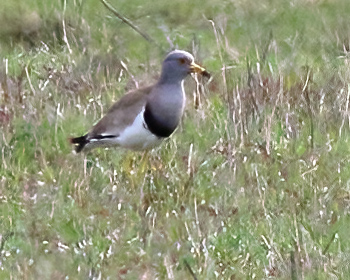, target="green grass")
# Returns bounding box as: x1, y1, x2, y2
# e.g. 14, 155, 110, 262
1, 0, 350, 279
